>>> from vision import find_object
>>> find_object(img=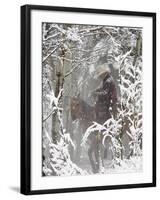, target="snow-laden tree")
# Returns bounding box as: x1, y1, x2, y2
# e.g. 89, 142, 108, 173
42, 89, 87, 176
